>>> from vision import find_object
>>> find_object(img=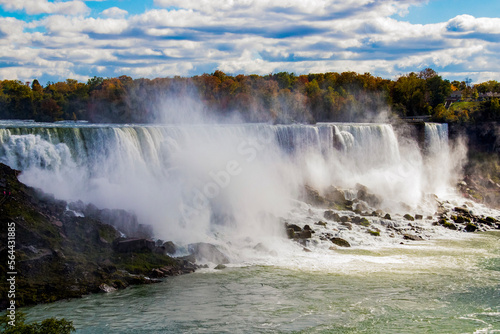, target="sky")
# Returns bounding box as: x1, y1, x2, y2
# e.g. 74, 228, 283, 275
1, 0, 500, 85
